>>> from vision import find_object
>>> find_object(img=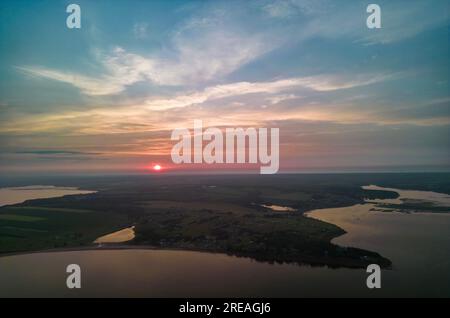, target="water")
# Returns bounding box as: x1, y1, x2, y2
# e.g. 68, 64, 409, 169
0, 186, 95, 207
362, 184, 450, 206
306, 185, 450, 297
0, 185, 449, 297
260, 204, 296, 212
0, 249, 379, 297
94, 227, 136, 244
